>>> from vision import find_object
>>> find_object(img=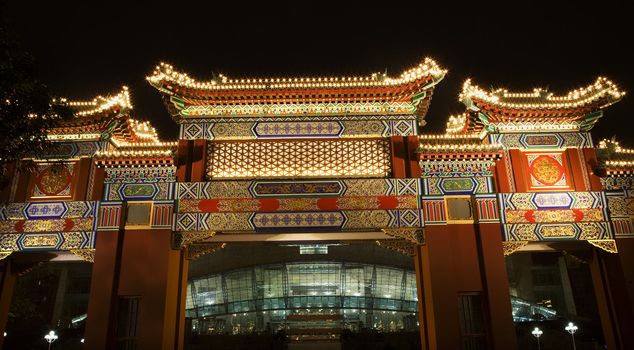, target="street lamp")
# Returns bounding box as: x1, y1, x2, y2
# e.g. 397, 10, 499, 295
531, 327, 543, 350
565, 322, 578, 350
44, 330, 58, 350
